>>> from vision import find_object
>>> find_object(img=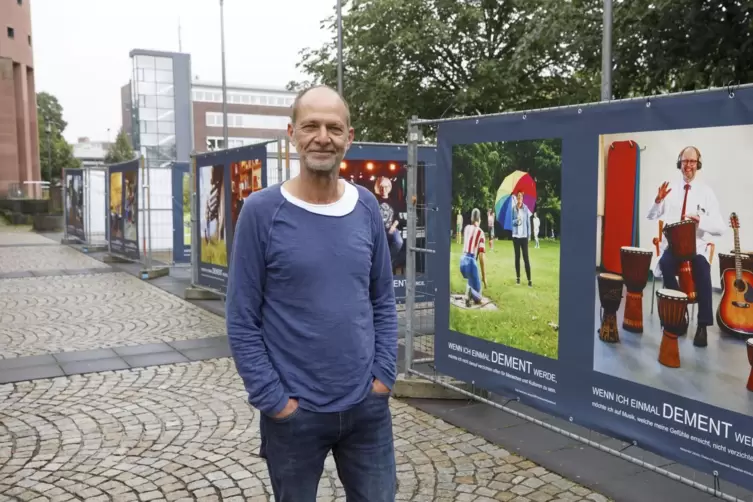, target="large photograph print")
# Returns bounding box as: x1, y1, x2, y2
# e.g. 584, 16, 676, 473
65, 170, 85, 241
450, 139, 561, 359
197, 163, 229, 292
438, 137, 562, 415
590, 120, 753, 490
108, 161, 140, 260
595, 125, 753, 415
347, 160, 408, 277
